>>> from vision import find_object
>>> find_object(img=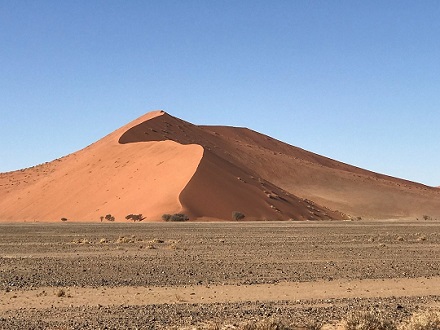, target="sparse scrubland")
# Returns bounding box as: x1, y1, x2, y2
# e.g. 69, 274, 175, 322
1, 220, 440, 329
179, 309, 440, 329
